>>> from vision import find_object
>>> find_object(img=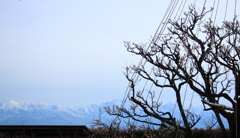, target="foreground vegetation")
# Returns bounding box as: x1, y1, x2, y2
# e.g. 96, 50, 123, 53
91, 118, 228, 138
0, 125, 228, 138
90, 127, 227, 138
